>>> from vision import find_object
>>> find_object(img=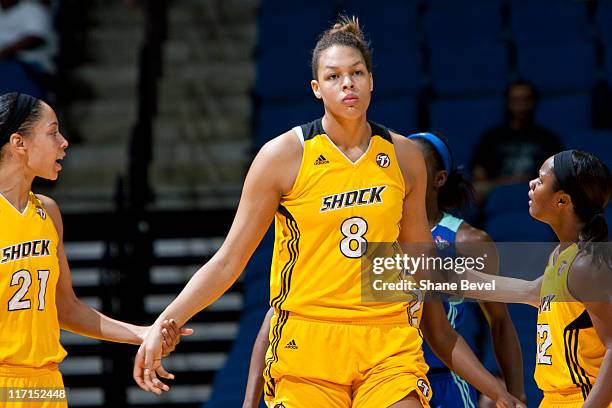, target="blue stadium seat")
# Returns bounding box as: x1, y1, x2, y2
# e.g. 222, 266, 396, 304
424, 0, 507, 95
367, 95, 417, 134
430, 42, 509, 95
255, 0, 338, 101
536, 93, 591, 139
255, 49, 314, 100
485, 211, 555, 242
0, 60, 46, 98
510, 0, 595, 92
340, 0, 419, 54
429, 96, 505, 167
257, 0, 337, 51
510, 0, 592, 45
424, 0, 503, 44
371, 48, 423, 97
518, 40, 595, 92
484, 184, 556, 242
597, 0, 612, 82
517, 42, 596, 93
564, 130, 612, 169
255, 98, 323, 148
484, 183, 531, 218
